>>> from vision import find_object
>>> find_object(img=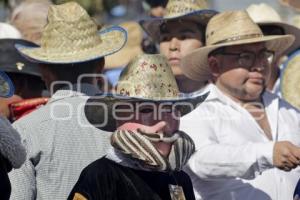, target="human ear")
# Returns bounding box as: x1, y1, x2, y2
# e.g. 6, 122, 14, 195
38, 65, 56, 89
208, 56, 221, 78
